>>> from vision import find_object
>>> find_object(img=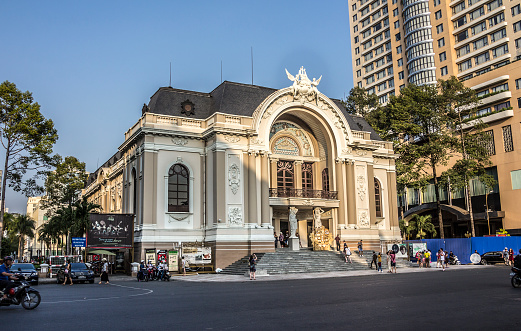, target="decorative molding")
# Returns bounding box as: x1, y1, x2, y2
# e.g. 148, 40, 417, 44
228, 163, 240, 195
250, 137, 264, 145
355, 149, 368, 157
263, 94, 291, 119
228, 207, 243, 226
167, 214, 190, 223
342, 147, 352, 154
302, 199, 314, 206
357, 174, 366, 201
358, 210, 370, 228
224, 135, 240, 143
171, 138, 188, 146
286, 67, 321, 104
